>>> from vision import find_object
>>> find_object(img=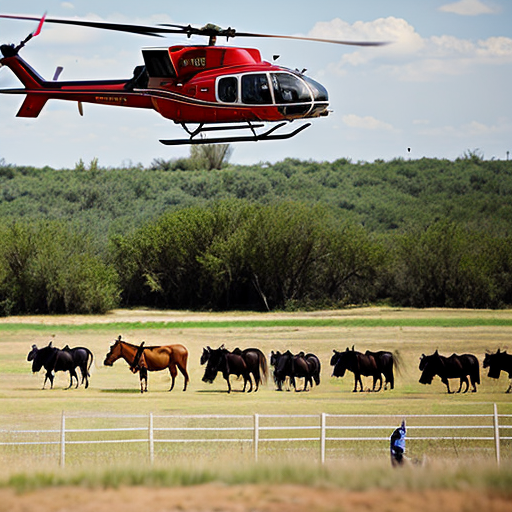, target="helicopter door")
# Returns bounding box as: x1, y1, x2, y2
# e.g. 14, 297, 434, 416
241, 74, 272, 104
